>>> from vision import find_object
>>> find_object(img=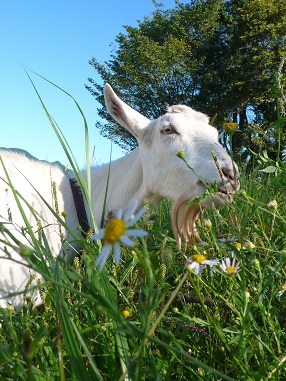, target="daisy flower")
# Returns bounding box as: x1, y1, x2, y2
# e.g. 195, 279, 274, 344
278, 283, 286, 298
234, 242, 242, 250
220, 257, 240, 276
93, 201, 147, 271
267, 199, 278, 209
185, 254, 219, 275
